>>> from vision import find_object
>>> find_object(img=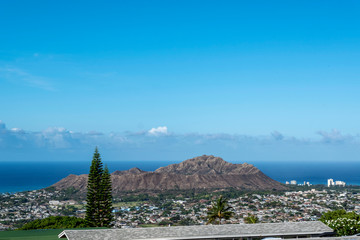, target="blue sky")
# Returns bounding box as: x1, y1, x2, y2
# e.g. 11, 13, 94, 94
1, 1, 360, 162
